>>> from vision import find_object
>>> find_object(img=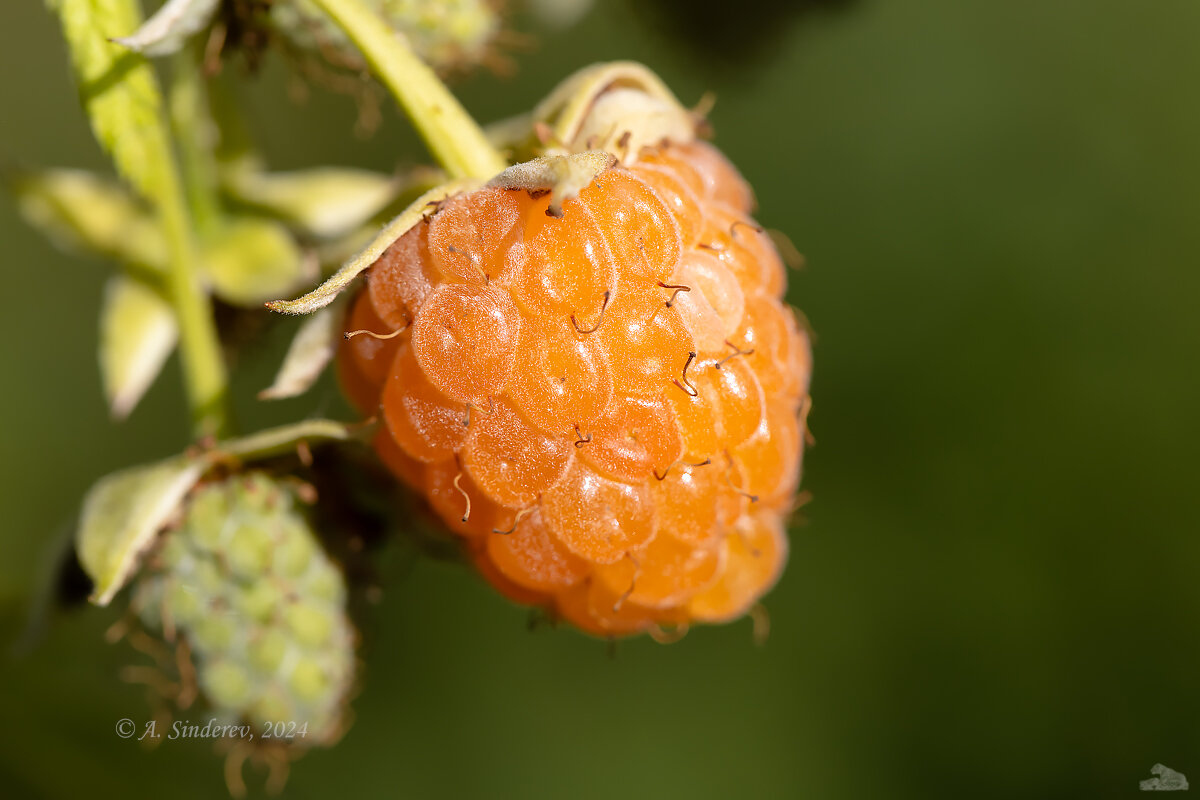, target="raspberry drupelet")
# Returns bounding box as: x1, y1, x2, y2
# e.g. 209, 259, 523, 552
339, 139, 811, 637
